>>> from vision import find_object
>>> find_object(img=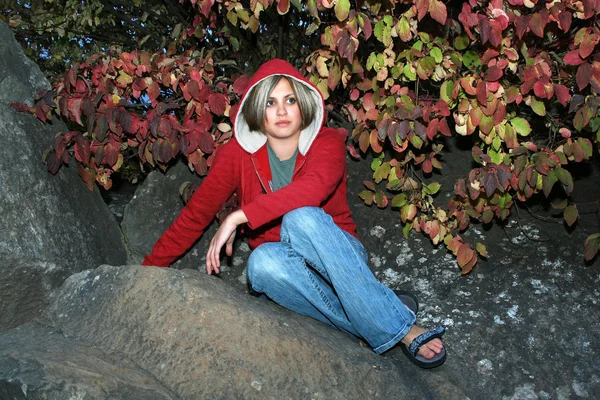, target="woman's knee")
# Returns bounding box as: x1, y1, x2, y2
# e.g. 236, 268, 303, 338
282, 207, 331, 234
247, 243, 288, 289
